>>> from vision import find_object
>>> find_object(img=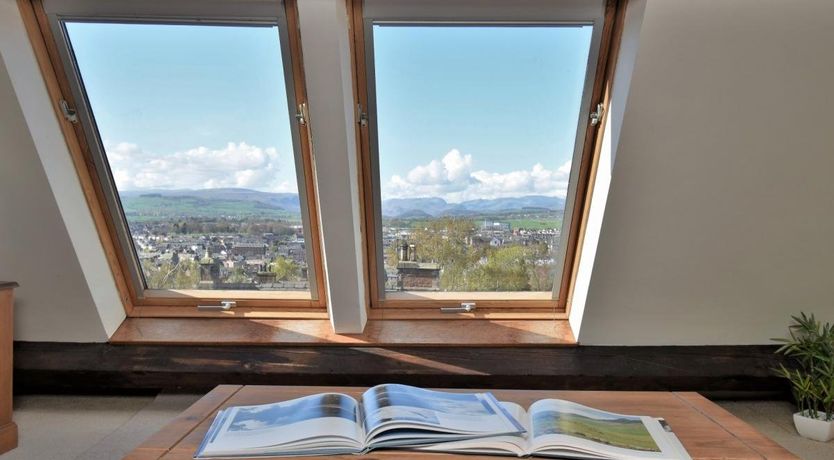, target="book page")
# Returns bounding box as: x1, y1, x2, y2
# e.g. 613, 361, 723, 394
413, 401, 532, 457
529, 400, 675, 459
361, 384, 525, 442
196, 393, 364, 458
